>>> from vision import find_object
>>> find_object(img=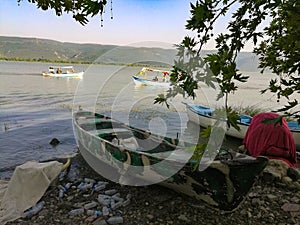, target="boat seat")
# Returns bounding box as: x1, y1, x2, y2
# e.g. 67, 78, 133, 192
196, 108, 214, 116
238, 116, 252, 124
88, 128, 132, 136
118, 137, 139, 150
191, 105, 214, 116
77, 117, 112, 126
